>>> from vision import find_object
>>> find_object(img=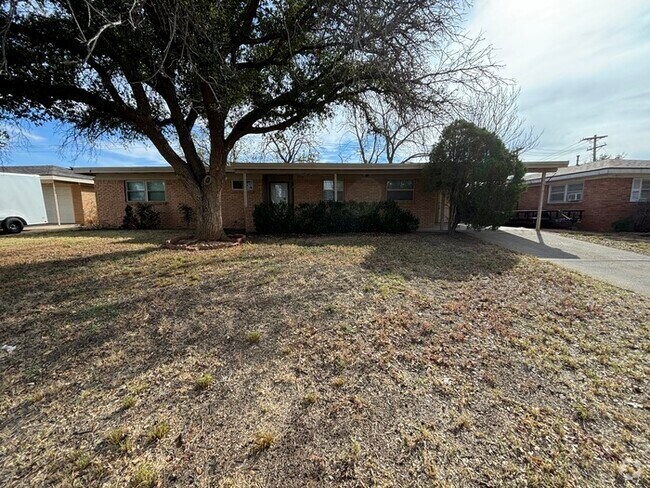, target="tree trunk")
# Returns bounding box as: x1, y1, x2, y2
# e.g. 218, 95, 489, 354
194, 171, 228, 241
